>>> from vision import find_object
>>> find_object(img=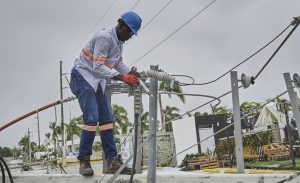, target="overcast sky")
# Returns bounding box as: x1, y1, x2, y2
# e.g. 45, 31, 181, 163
0, 0, 300, 148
